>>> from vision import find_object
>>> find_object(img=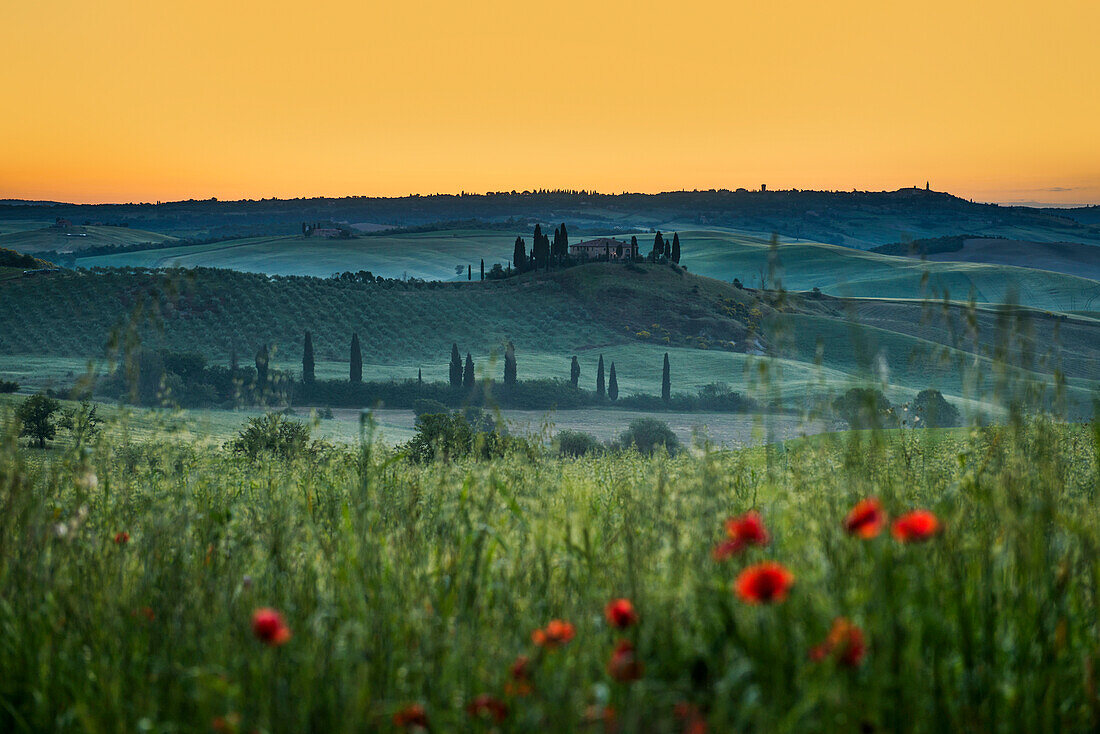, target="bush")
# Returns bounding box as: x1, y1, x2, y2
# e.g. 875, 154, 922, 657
618, 417, 680, 455
0, 380, 19, 394
556, 430, 602, 458
413, 398, 450, 417
911, 389, 961, 428
833, 387, 897, 429
227, 413, 317, 460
